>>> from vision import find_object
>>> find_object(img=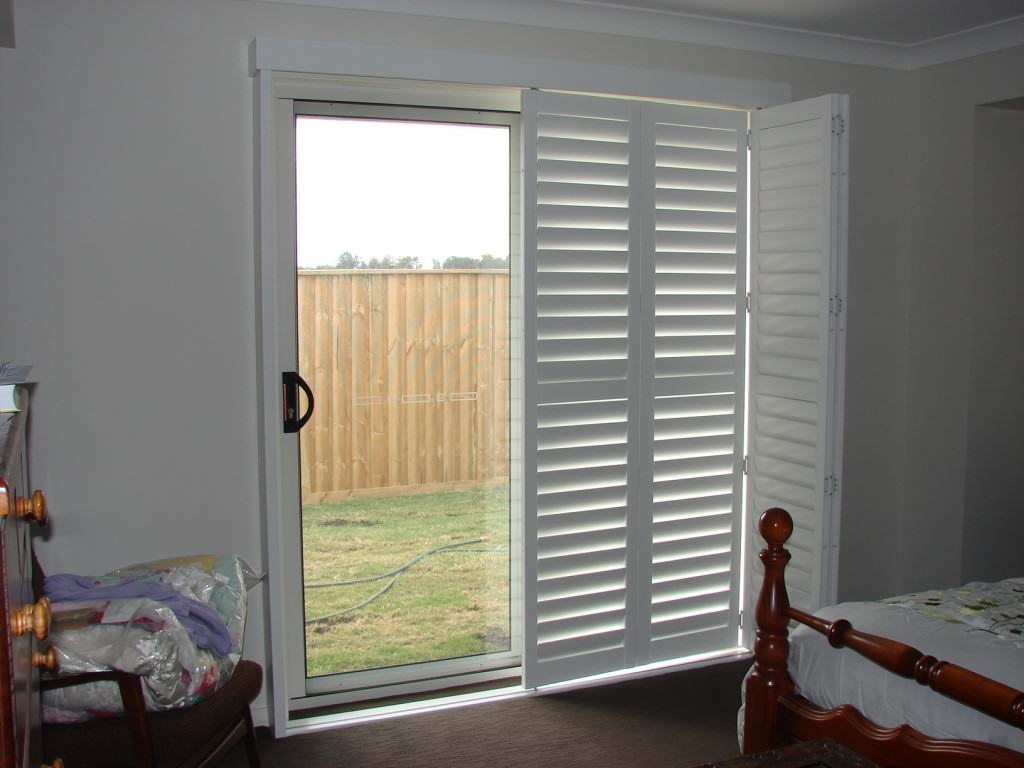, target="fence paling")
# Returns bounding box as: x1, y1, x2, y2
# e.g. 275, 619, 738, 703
297, 269, 510, 497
